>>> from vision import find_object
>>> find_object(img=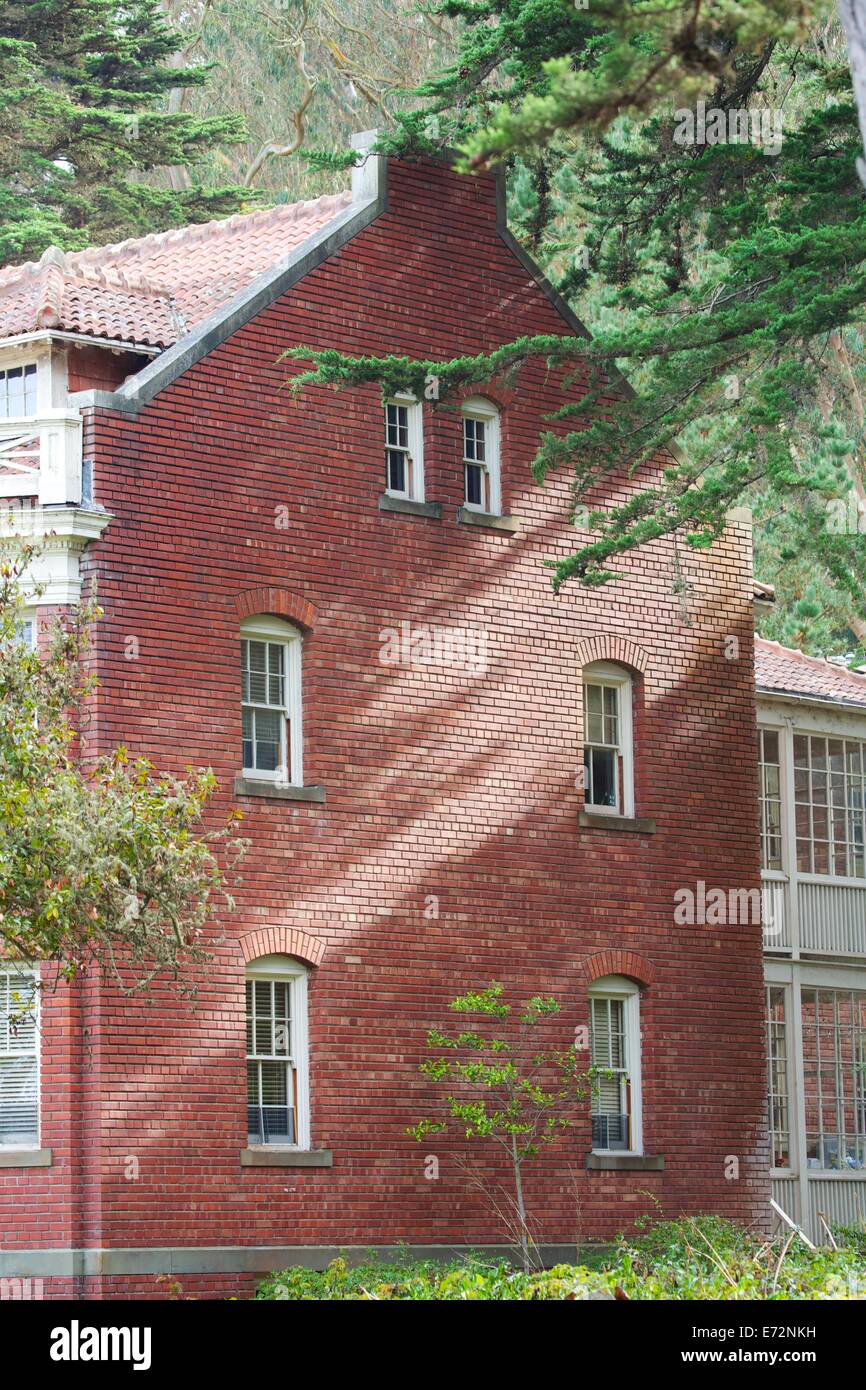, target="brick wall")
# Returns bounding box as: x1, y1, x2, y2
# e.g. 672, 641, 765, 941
0, 157, 768, 1297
